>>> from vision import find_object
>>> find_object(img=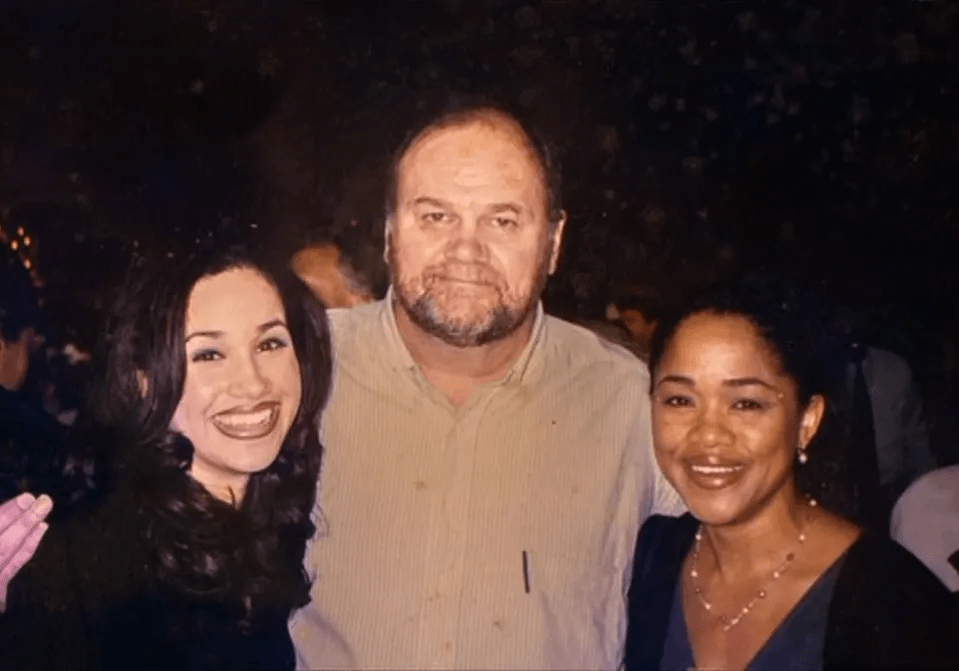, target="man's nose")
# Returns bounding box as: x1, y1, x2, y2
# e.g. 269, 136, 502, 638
445, 218, 488, 262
